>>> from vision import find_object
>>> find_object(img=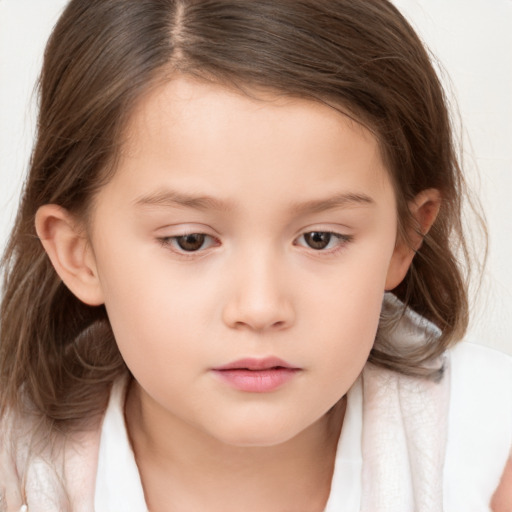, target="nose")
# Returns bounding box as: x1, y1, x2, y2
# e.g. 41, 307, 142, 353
221, 250, 295, 332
